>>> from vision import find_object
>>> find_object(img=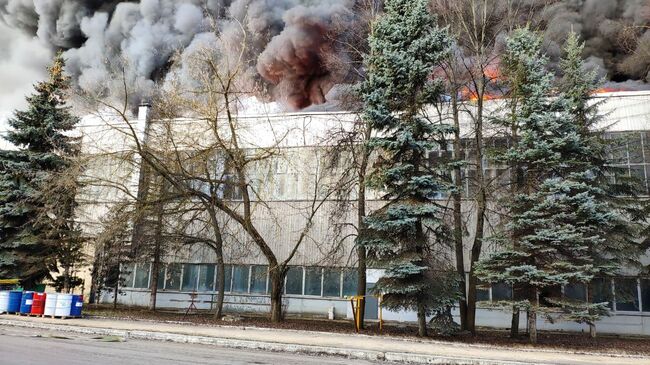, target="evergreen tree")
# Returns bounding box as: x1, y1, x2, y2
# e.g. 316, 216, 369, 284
358, 0, 457, 337
0, 54, 81, 289
476, 29, 646, 343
